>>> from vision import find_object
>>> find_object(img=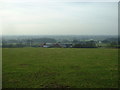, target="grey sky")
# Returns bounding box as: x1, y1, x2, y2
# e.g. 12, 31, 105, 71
0, 0, 118, 35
